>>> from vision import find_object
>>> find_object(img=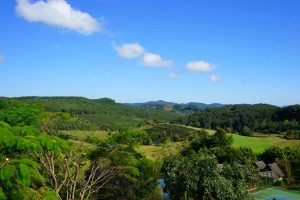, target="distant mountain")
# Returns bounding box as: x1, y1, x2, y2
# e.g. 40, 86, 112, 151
127, 100, 224, 113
